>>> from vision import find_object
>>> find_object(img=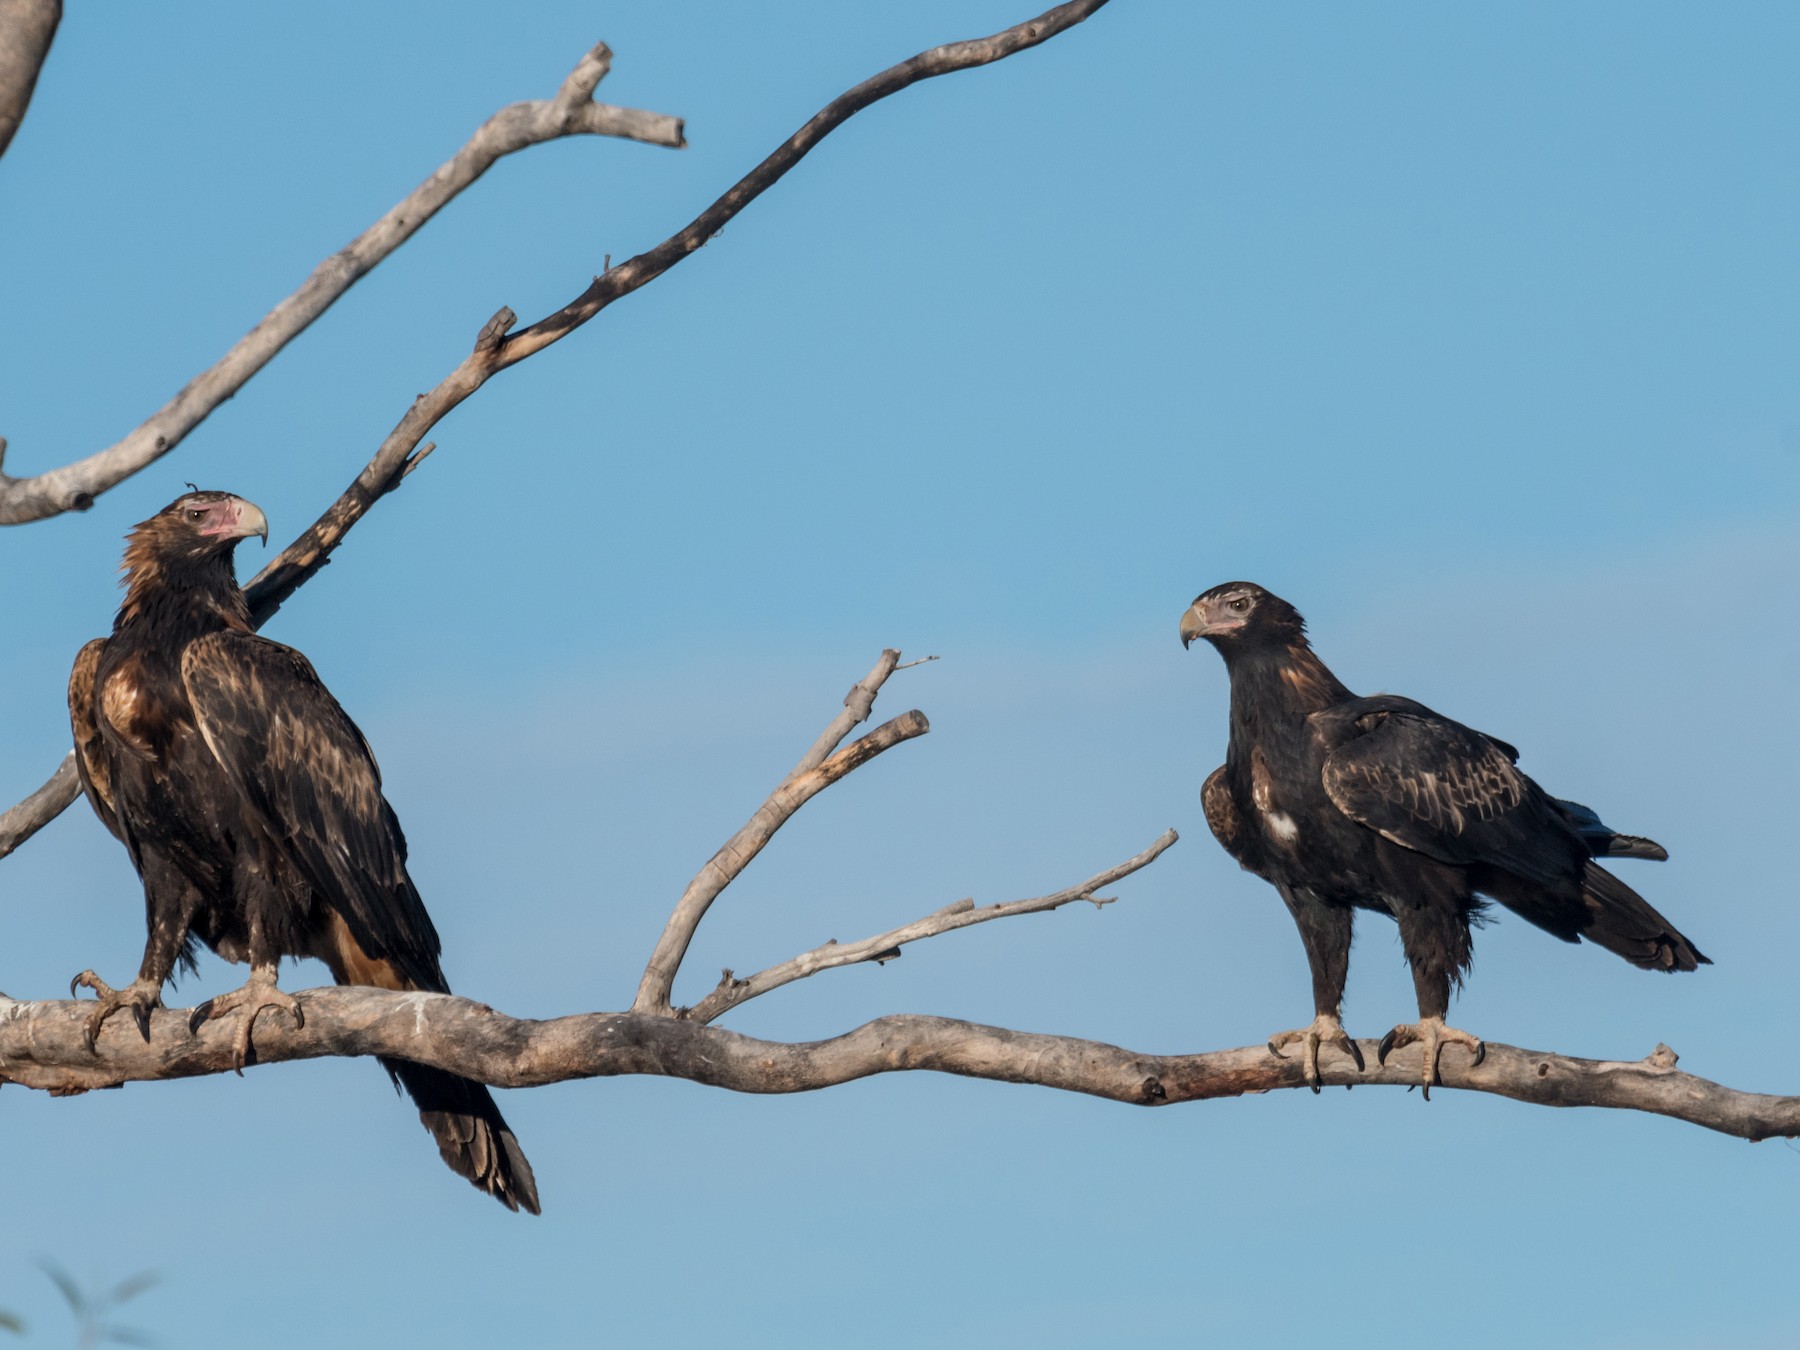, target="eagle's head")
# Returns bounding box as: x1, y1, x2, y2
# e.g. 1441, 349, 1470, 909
117, 492, 269, 614
1179, 581, 1305, 651
126, 490, 269, 565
